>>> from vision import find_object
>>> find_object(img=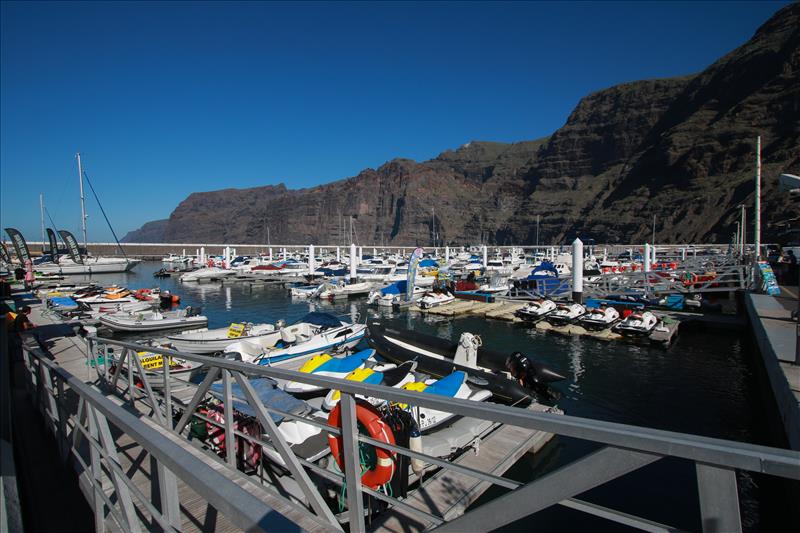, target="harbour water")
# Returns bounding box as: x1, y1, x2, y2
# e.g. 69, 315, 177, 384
72, 262, 781, 531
